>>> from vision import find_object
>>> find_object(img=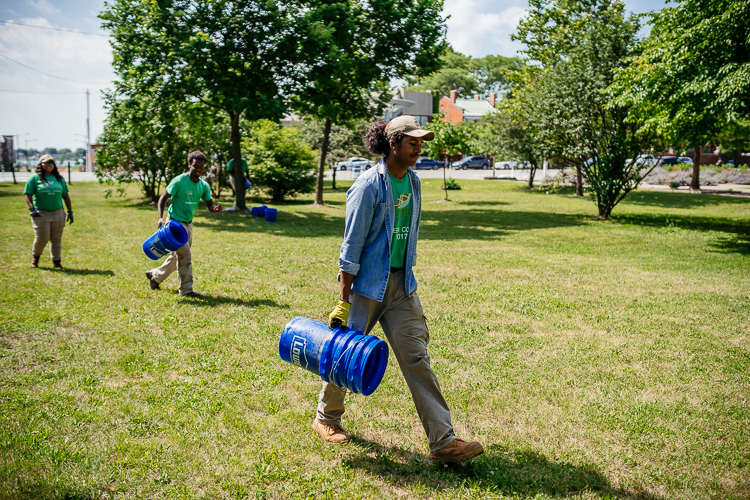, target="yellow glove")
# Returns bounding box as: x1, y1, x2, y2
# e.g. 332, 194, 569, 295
328, 300, 350, 329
